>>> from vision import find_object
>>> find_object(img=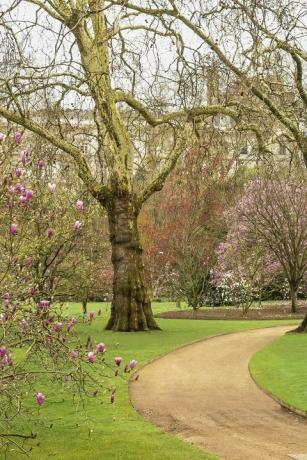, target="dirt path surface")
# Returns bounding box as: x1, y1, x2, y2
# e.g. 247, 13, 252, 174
130, 326, 307, 460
